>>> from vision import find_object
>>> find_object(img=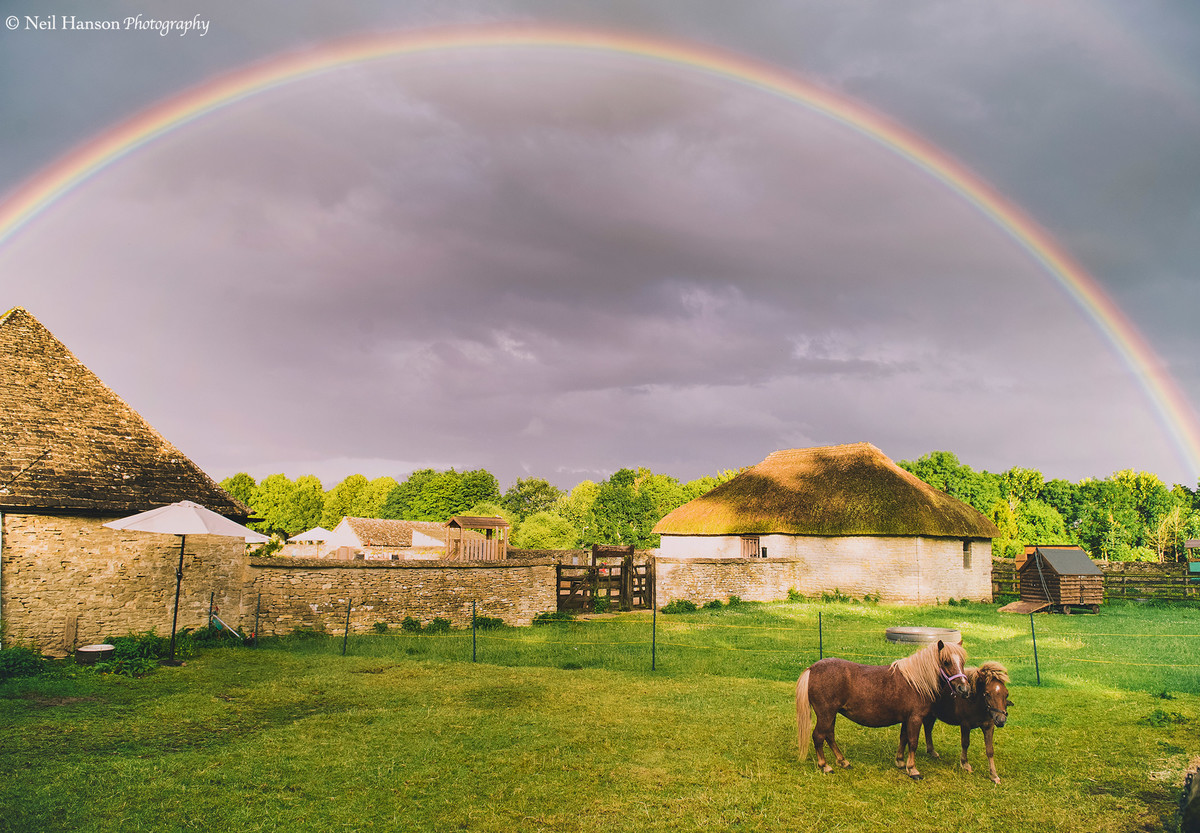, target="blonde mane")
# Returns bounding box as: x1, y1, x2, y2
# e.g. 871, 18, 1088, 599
891, 641, 967, 700
971, 661, 1009, 686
